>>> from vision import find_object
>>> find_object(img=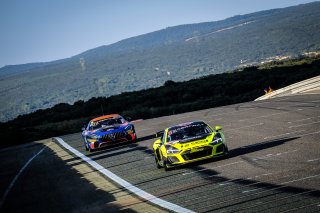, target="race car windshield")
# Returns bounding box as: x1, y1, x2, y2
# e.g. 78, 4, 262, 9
89, 117, 126, 130
167, 122, 212, 142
